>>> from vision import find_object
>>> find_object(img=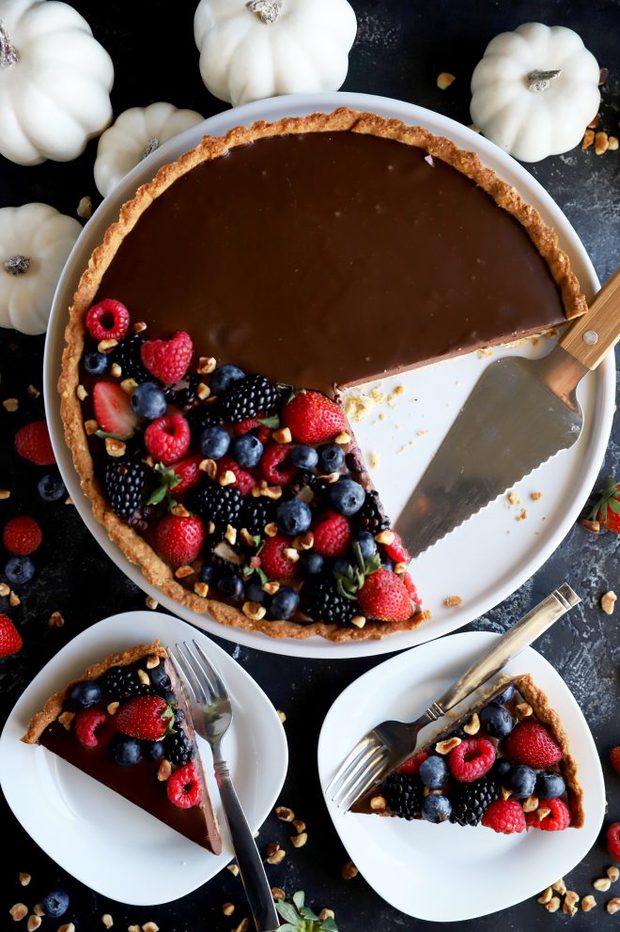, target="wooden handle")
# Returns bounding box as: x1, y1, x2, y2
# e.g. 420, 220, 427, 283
560, 267, 620, 369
